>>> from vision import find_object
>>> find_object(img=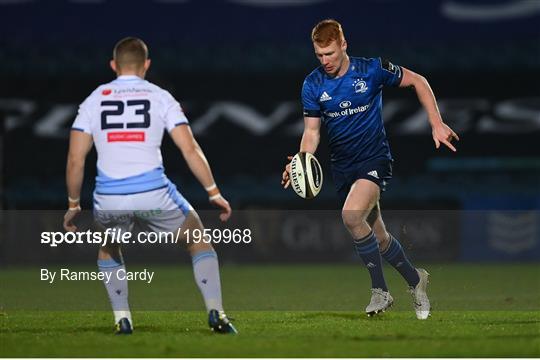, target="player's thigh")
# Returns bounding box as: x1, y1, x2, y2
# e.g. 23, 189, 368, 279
161, 209, 214, 254
177, 210, 214, 254
93, 194, 135, 236
132, 187, 212, 253
342, 178, 380, 227
91, 204, 131, 260
132, 184, 191, 231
